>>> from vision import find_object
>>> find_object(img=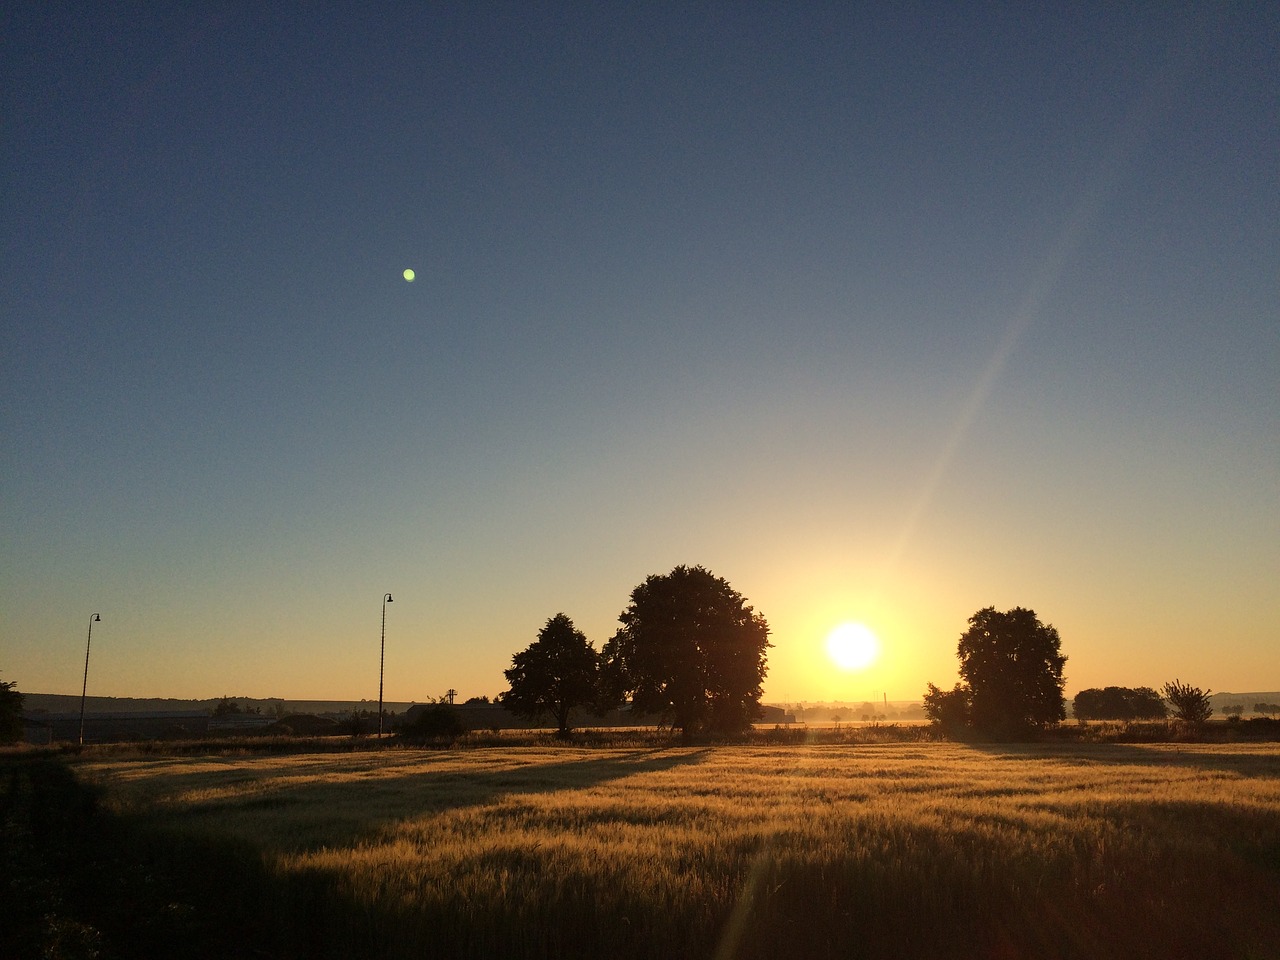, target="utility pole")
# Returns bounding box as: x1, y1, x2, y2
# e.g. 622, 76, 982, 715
78, 614, 101, 746
379, 593, 393, 737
